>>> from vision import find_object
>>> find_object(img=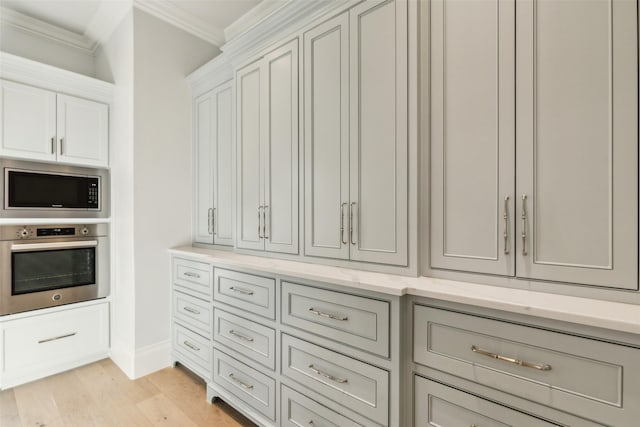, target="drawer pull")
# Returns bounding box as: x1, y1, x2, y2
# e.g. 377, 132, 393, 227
183, 271, 201, 279
471, 345, 552, 371
229, 329, 254, 342
38, 332, 76, 344
228, 373, 254, 390
183, 340, 200, 351
183, 306, 200, 315
308, 307, 348, 321
308, 364, 348, 384
229, 286, 254, 296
